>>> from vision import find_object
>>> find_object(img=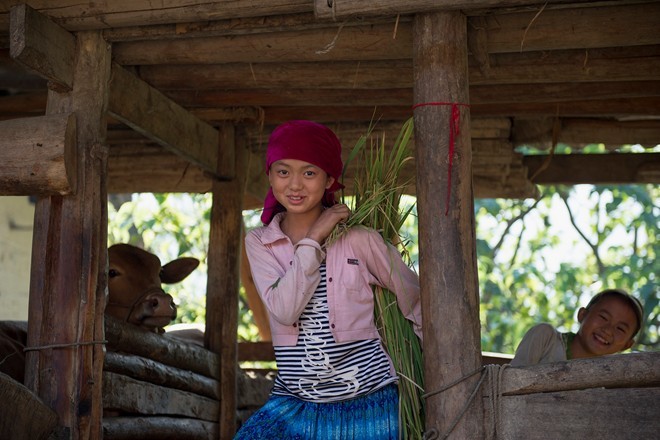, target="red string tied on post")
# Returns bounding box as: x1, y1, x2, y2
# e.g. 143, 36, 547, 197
412, 101, 470, 216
